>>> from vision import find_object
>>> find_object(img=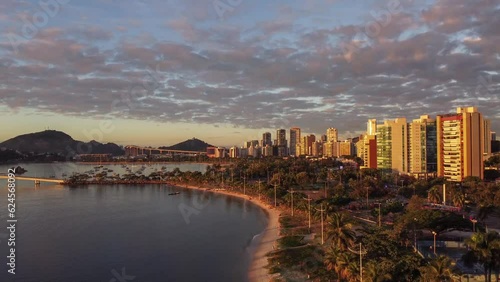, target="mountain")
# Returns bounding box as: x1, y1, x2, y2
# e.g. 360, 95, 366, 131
159, 138, 213, 152
0, 130, 124, 156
